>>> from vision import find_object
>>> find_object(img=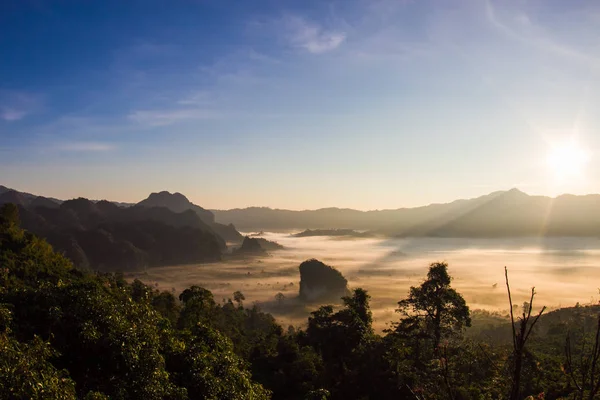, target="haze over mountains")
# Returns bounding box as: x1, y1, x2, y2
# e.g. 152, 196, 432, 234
3, 184, 600, 272
0, 186, 244, 271
213, 189, 600, 237
137, 191, 243, 243
6, 185, 600, 239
